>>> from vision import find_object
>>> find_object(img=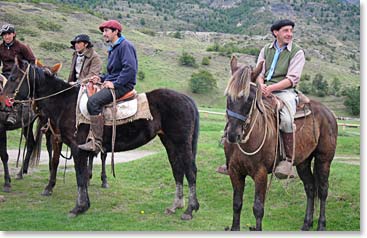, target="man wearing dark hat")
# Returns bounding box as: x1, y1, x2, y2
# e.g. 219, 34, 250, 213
78, 20, 138, 153
0, 23, 36, 125
257, 19, 305, 179
216, 19, 305, 178
68, 34, 102, 83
